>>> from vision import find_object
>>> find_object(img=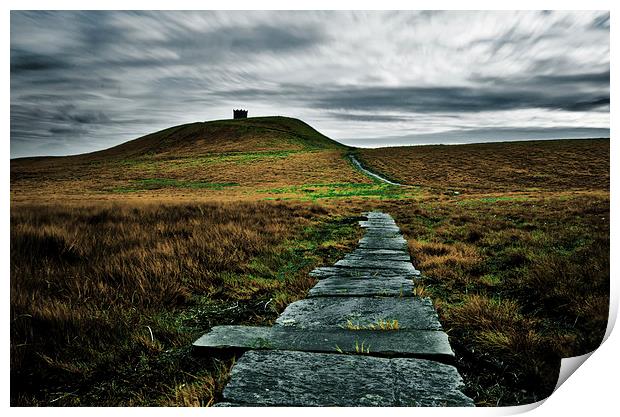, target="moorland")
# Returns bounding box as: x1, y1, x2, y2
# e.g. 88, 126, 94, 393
10, 116, 609, 406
